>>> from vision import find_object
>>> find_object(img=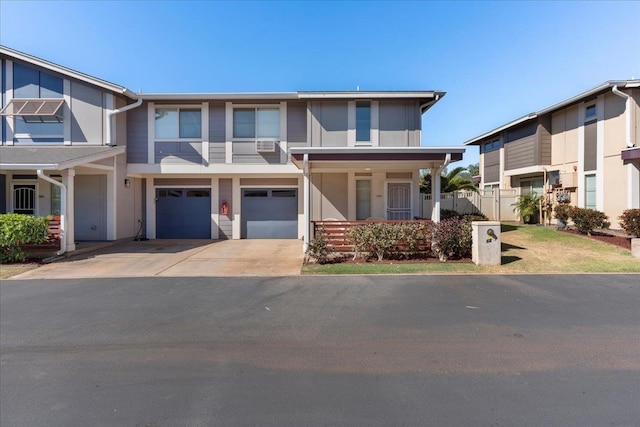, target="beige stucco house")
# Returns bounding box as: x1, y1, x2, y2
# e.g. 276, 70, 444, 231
465, 80, 640, 228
